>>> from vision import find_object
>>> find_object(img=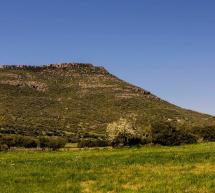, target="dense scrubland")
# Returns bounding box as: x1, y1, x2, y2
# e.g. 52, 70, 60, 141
0, 143, 215, 193
1, 119, 215, 151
